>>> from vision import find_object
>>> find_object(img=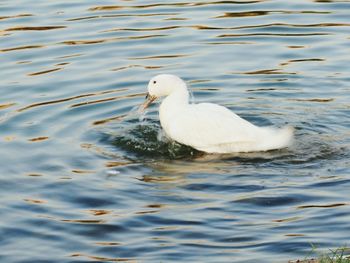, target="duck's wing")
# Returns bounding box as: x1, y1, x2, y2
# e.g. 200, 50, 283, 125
166, 103, 261, 149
